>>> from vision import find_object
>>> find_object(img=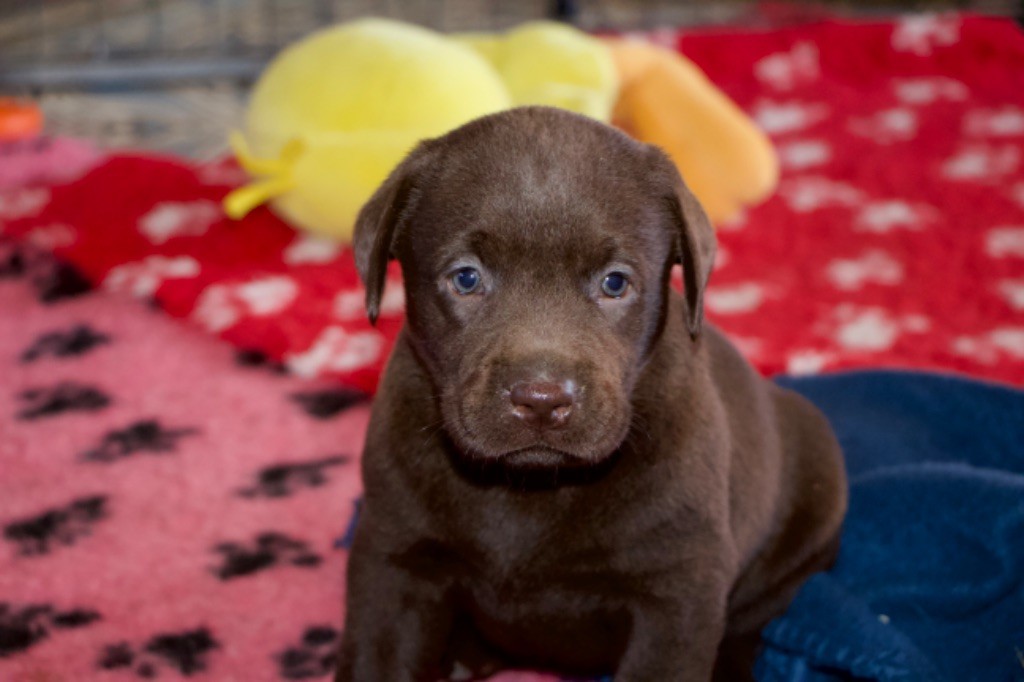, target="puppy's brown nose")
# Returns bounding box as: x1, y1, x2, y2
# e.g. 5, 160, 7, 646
509, 381, 575, 429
